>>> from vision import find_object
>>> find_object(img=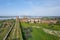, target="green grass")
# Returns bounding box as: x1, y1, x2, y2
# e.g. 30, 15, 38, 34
7, 20, 23, 40
32, 28, 60, 40
40, 23, 60, 31
28, 23, 60, 31
21, 22, 31, 27
21, 22, 60, 40
0, 26, 11, 40
0, 20, 15, 40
